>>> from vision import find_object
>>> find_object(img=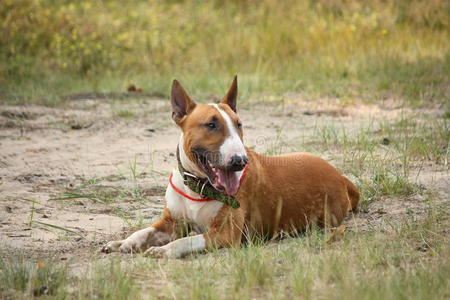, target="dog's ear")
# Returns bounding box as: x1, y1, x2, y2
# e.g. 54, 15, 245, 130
171, 80, 196, 123
221, 75, 238, 112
